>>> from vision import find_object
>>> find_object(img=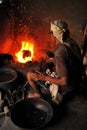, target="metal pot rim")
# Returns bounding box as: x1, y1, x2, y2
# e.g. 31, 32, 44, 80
11, 98, 53, 130
0, 67, 17, 85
